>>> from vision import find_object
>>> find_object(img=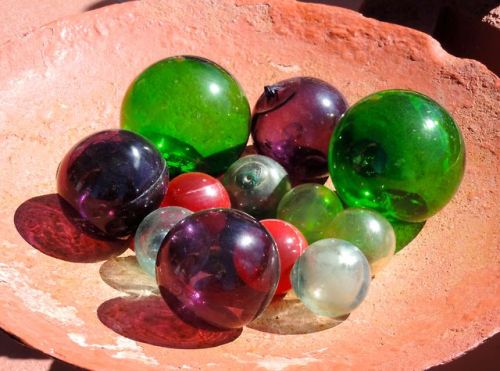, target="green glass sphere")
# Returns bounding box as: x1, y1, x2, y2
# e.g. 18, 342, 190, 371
330, 208, 396, 274
329, 90, 465, 222
277, 184, 343, 243
121, 56, 251, 177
